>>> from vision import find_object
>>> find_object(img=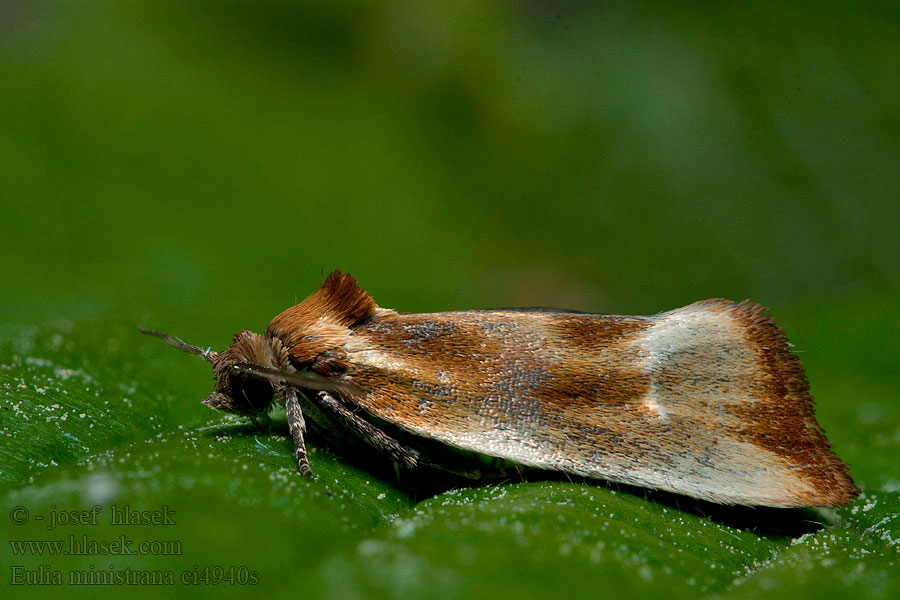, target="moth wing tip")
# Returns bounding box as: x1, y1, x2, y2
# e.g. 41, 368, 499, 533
806, 466, 861, 507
